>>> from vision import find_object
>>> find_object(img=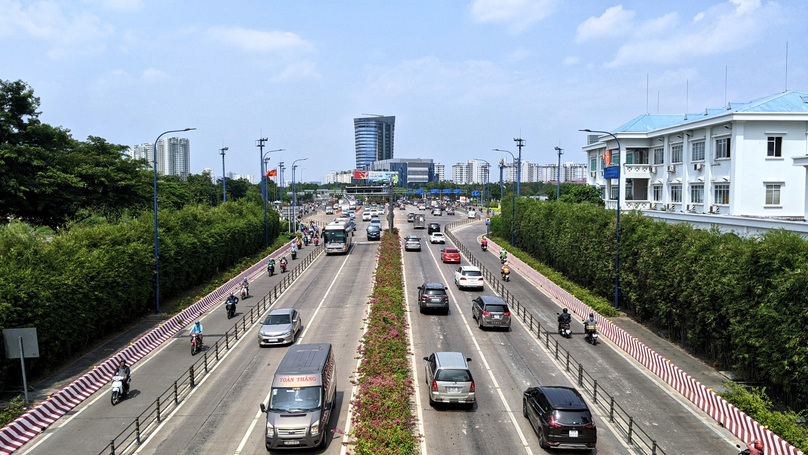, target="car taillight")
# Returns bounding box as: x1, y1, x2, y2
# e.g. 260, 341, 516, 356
586, 418, 596, 429
442, 296, 448, 301
504, 312, 511, 316
548, 415, 562, 428
482, 311, 490, 316
460, 277, 466, 280
431, 380, 438, 392
469, 381, 475, 393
